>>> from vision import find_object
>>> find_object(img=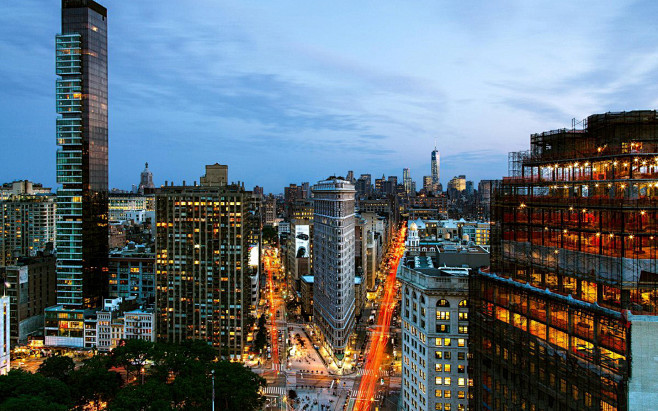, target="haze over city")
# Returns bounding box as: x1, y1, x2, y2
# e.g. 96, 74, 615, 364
3, 1, 658, 190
